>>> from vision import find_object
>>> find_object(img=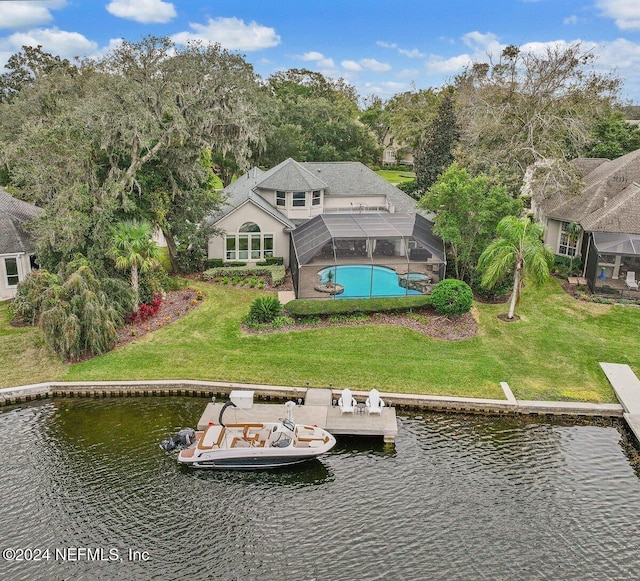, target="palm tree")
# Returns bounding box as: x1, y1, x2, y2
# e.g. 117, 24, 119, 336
478, 216, 554, 319
565, 222, 582, 274
108, 220, 160, 311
